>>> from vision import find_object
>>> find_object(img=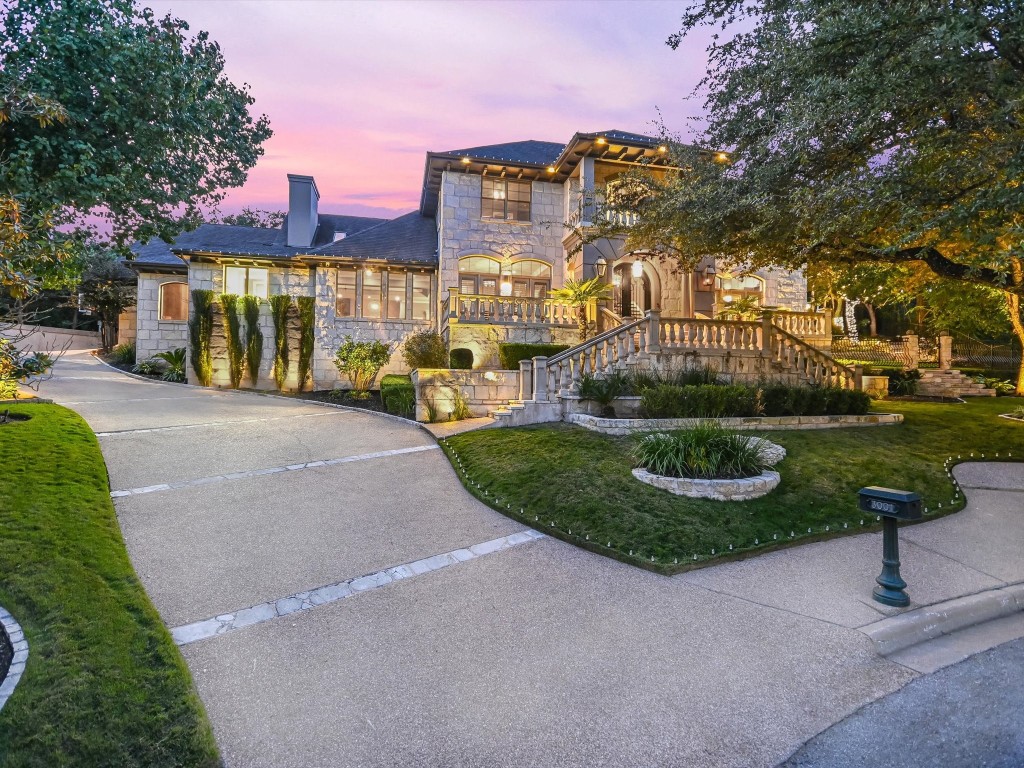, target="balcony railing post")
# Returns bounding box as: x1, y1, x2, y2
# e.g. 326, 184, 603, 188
519, 359, 533, 401
646, 309, 661, 354
448, 287, 460, 323
532, 356, 549, 402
